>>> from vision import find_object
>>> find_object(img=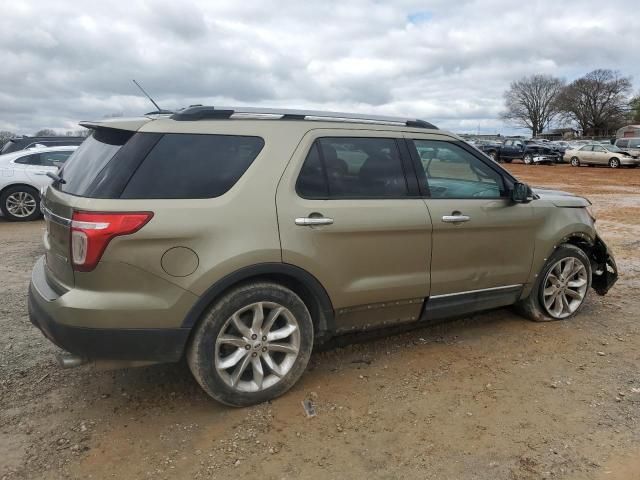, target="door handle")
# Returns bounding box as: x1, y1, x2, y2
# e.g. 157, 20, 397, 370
295, 217, 334, 226
33, 171, 48, 175
442, 215, 471, 223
